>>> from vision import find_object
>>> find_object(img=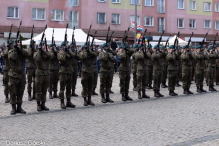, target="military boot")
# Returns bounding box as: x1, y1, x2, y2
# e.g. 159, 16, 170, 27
154, 91, 160, 97
176, 81, 181, 87
53, 91, 59, 98
133, 86, 137, 91
213, 86, 217, 91
125, 93, 133, 101
122, 94, 126, 101
197, 86, 202, 93
169, 91, 176, 96
37, 101, 42, 111
187, 88, 193, 94
11, 104, 16, 115
71, 90, 78, 97
209, 85, 214, 91
106, 93, 114, 103
101, 94, 107, 103
16, 103, 26, 114
138, 92, 142, 99
87, 96, 95, 106
161, 82, 168, 88
66, 98, 76, 108
157, 91, 164, 97
41, 101, 49, 111
60, 99, 66, 109
49, 92, 53, 99
183, 89, 189, 95
92, 88, 98, 95
142, 91, 150, 99
83, 97, 88, 106
173, 91, 178, 96
200, 85, 207, 92
110, 90, 114, 94
5, 94, 10, 103
148, 84, 153, 89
